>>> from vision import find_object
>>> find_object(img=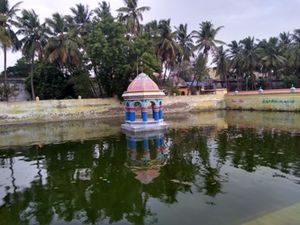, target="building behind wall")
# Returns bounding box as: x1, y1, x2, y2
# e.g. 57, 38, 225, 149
0, 78, 31, 102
